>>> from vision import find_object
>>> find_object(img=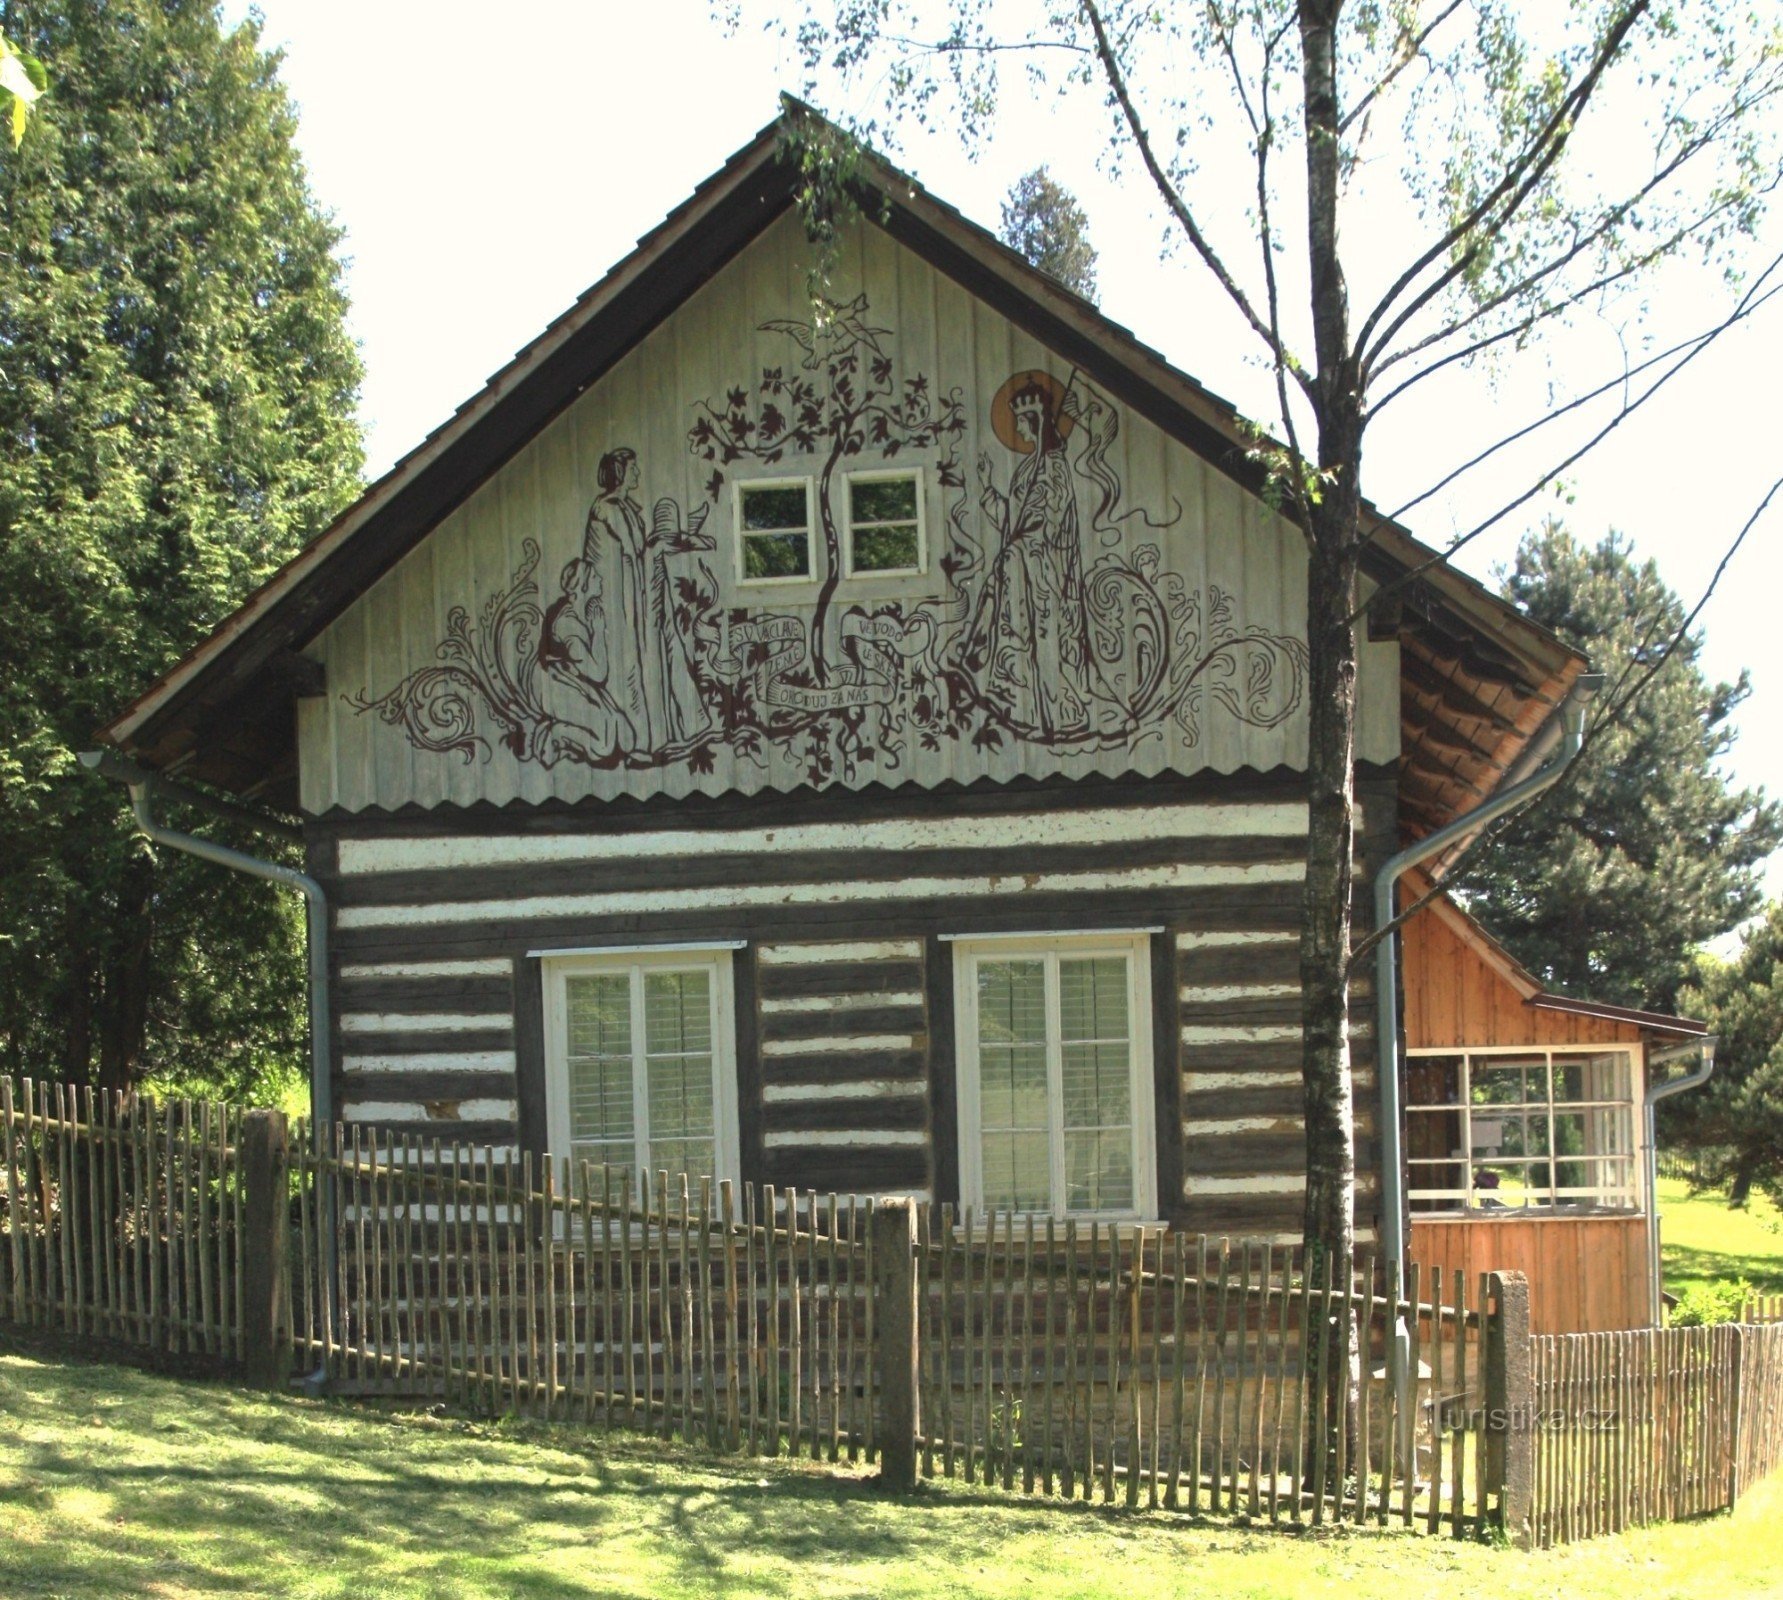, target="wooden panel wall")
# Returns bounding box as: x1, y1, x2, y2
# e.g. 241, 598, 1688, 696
1410, 1215, 1649, 1334
1401, 907, 1643, 1049
297, 209, 1400, 815
307, 766, 1393, 1243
